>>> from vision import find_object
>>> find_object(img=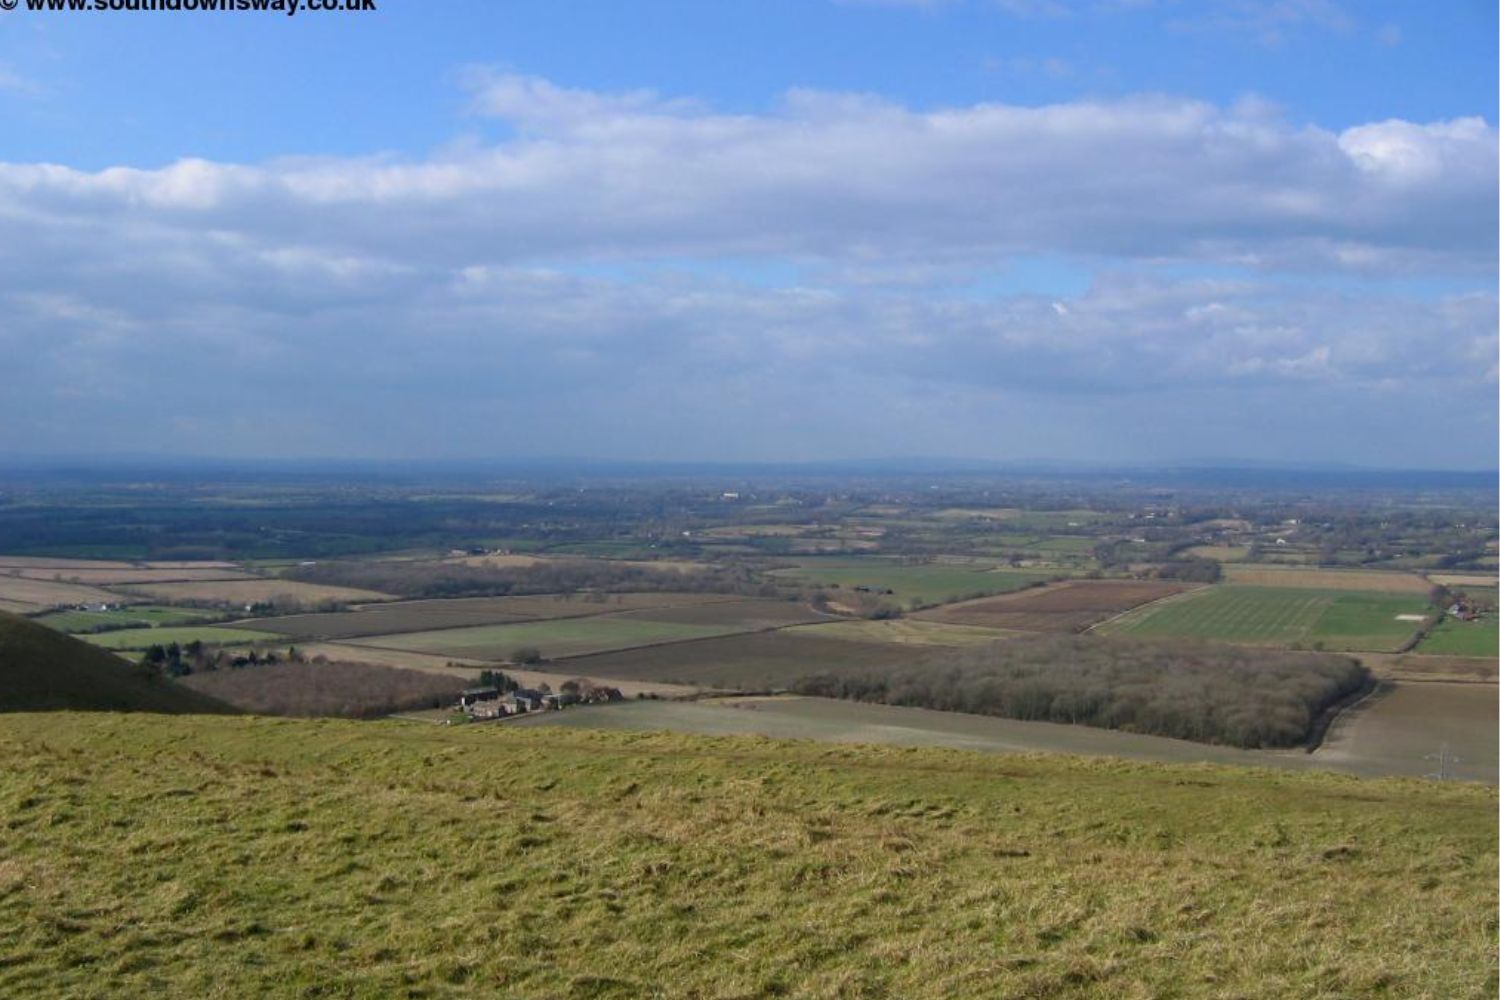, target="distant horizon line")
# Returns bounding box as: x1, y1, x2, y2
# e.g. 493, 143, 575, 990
0, 453, 1495, 478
